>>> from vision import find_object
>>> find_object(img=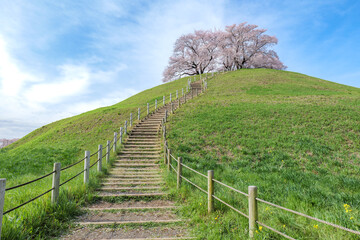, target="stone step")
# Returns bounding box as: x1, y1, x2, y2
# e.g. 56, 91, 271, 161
115, 159, 159, 163
108, 173, 162, 176
78, 219, 182, 225
108, 174, 162, 178
106, 178, 163, 182
122, 148, 161, 151
126, 139, 160, 141
136, 124, 160, 127
113, 163, 159, 167
112, 237, 195, 240
87, 206, 177, 211
87, 200, 175, 210
123, 145, 161, 149
130, 132, 159, 135
104, 180, 163, 185
108, 171, 161, 175
131, 129, 159, 132
120, 151, 160, 154
124, 142, 160, 146
102, 182, 164, 186
98, 192, 167, 197
78, 209, 178, 223
111, 168, 160, 172
107, 173, 160, 178
100, 186, 163, 191
127, 137, 159, 140
118, 155, 161, 158
109, 167, 160, 171
128, 136, 159, 139
60, 226, 193, 240
106, 174, 161, 178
